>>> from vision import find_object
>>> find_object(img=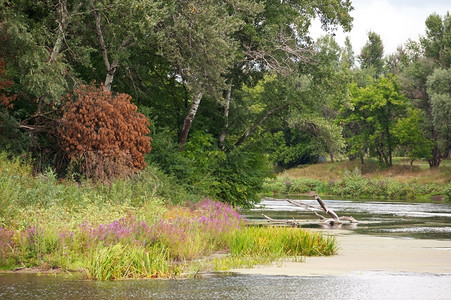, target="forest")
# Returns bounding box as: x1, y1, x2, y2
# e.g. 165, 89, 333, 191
0, 1, 450, 207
